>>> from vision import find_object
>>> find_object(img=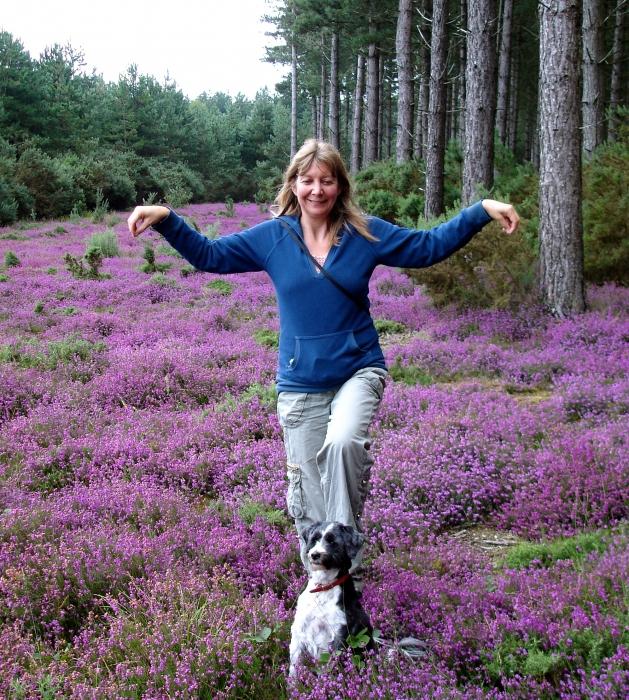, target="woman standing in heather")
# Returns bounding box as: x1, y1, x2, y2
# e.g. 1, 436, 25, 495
128, 139, 519, 585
